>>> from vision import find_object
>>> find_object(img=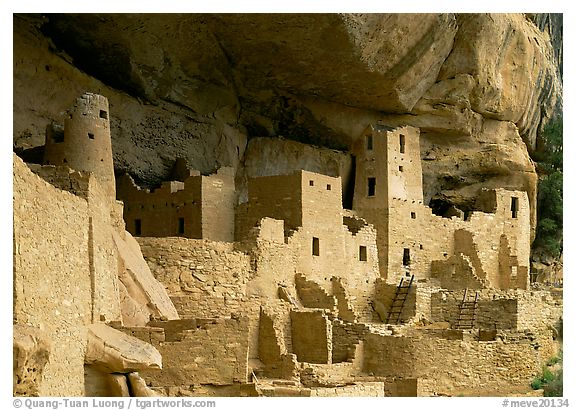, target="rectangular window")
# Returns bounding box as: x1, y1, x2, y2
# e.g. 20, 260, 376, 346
511, 197, 518, 218
411, 212, 416, 219
99, 110, 108, 119
399, 166, 404, 172
359, 246, 367, 261
312, 237, 320, 256
402, 248, 410, 266
309, 180, 314, 186
88, 132, 95, 140
511, 266, 518, 277
178, 217, 185, 235
327, 184, 331, 191
366, 134, 373, 151
134, 219, 142, 236
367, 177, 376, 197
399, 134, 405, 154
